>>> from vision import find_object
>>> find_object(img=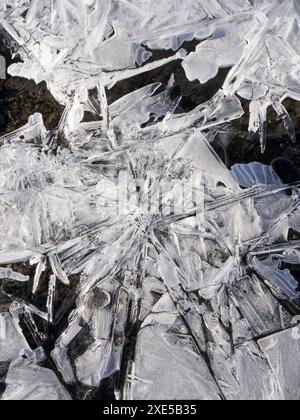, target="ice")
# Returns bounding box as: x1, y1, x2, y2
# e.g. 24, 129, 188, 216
49, 254, 69, 286
2, 357, 71, 401
0, 113, 46, 147
46, 275, 56, 324
231, 275, 292, 337
32, 257, 46, 295
0, 268, 29, 282
248, 245, 300, 310
0, 313, 26, 363
231, 162, 284, 188
52, 314, 82, 385
182, 14, 250, 84
258, 325, 300, 400
127, 294, 223, 401
0, 0, 300, 401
